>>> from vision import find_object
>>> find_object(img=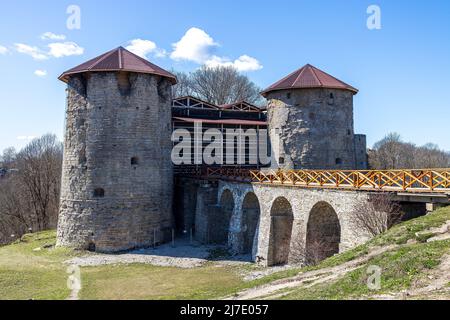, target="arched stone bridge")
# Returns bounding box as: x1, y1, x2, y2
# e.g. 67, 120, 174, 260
212, 181, 370, 266
174, 169, 450, 266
